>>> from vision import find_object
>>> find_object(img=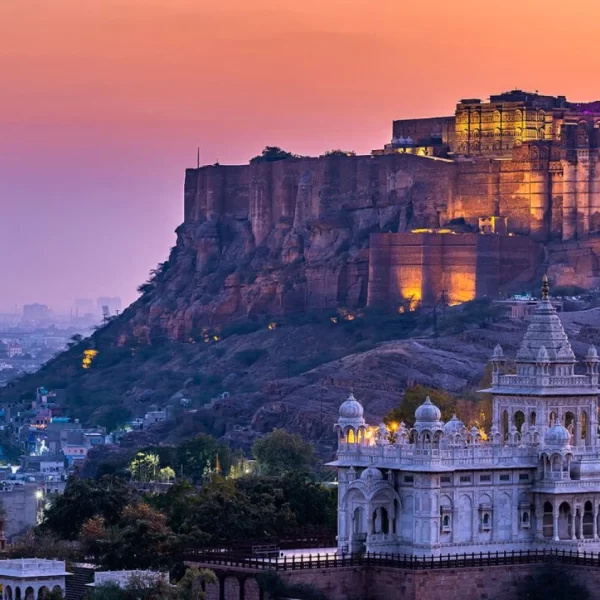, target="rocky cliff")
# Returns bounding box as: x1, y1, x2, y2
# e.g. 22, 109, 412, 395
127, 154, 454, 340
